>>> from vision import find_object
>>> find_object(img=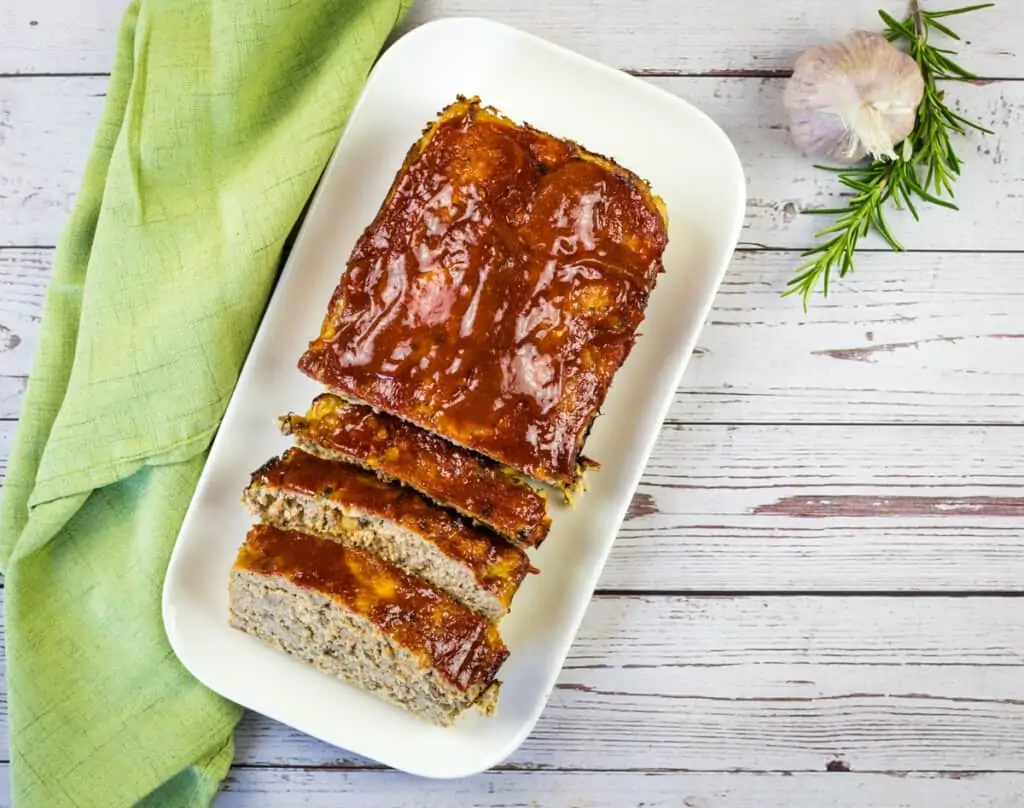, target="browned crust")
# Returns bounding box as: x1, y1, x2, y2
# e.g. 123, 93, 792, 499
233, 523, 509, 691
298, 96, 668, 490
246, 448, 532, 606
278, 394, 551, 547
